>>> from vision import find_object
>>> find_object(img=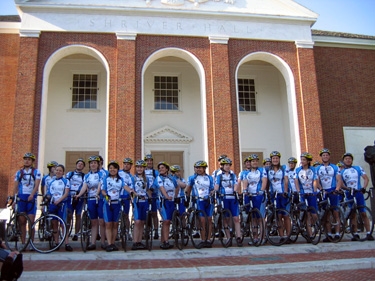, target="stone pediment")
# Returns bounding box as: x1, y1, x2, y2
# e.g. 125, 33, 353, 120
16, 0, 318, 19
144, 125, 193, 143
